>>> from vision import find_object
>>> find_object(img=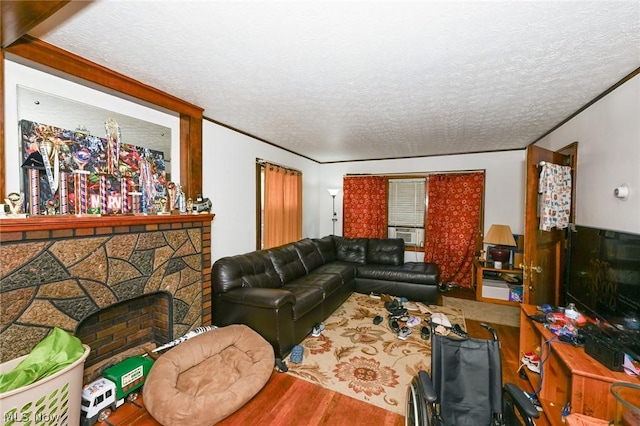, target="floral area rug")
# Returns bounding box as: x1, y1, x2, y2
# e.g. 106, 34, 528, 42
283, 293, 466, 416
